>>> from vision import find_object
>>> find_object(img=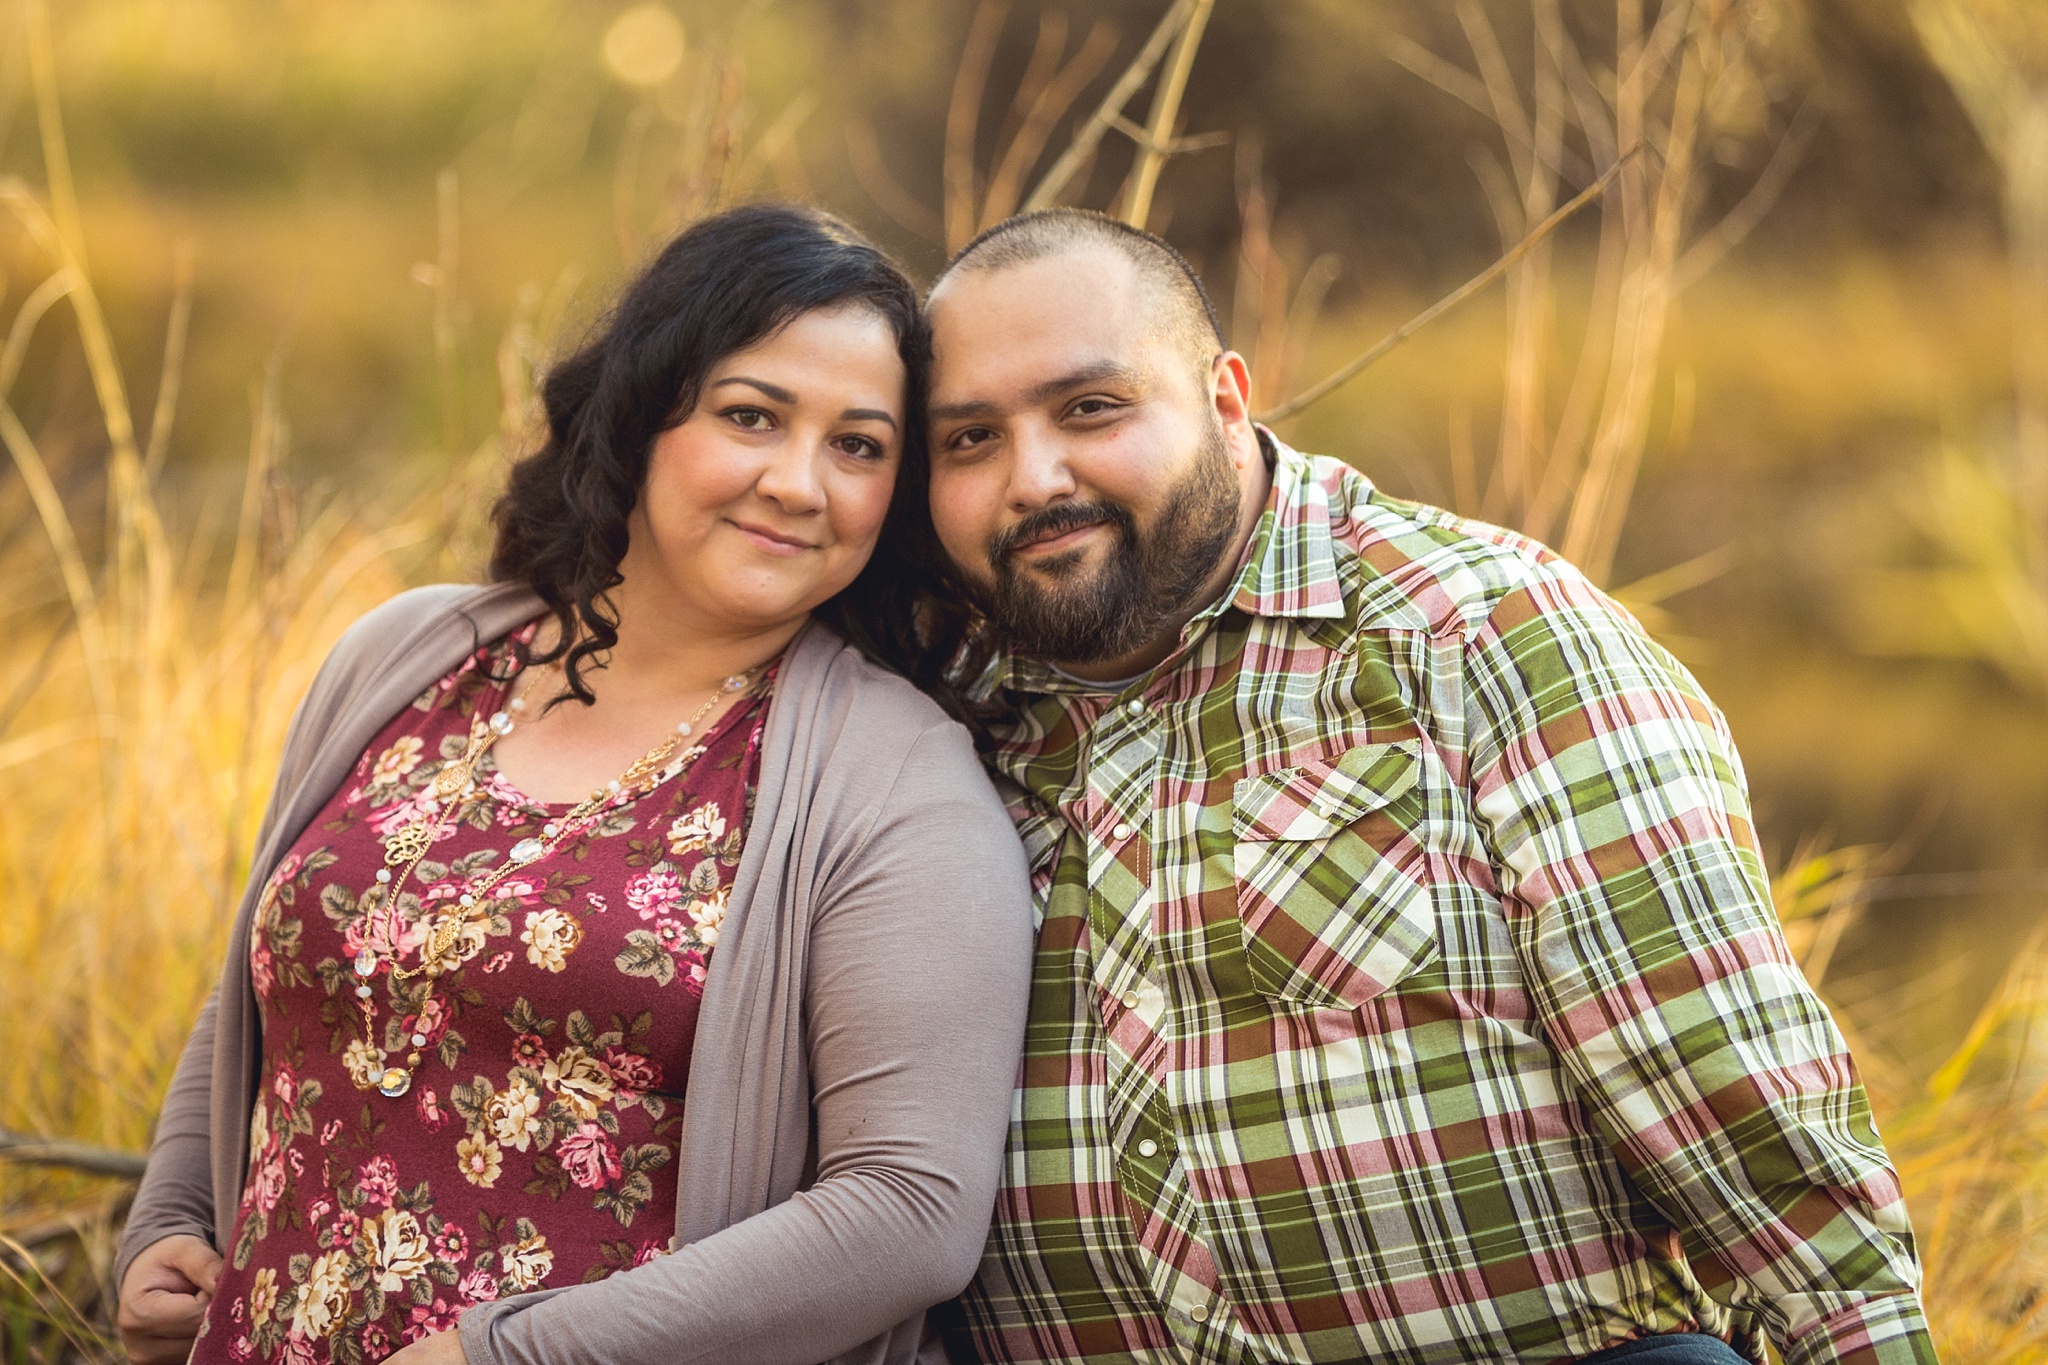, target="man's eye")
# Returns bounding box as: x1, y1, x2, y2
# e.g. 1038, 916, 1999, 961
951, 427, 996, 450
1070, 398, 1118, 418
